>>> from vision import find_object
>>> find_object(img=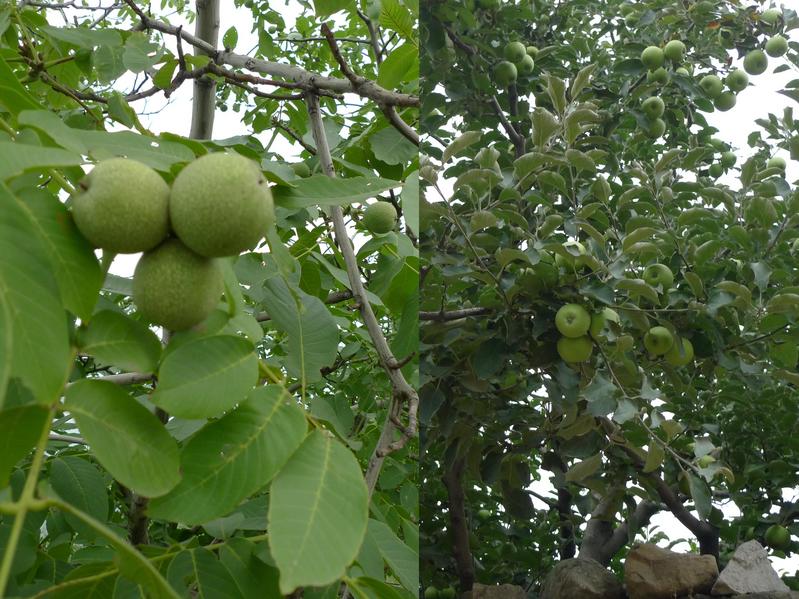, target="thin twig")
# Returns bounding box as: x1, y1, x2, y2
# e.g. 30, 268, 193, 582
305, 92, 417, 497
